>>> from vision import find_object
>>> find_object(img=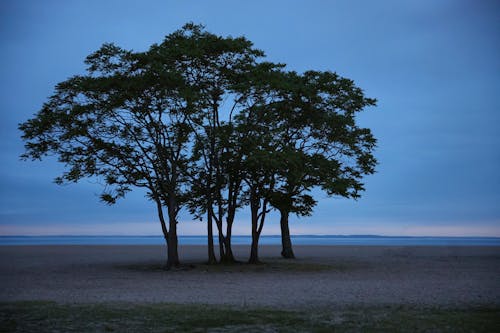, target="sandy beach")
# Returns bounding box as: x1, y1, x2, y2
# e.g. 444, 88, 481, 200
1, 245, 499, 308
